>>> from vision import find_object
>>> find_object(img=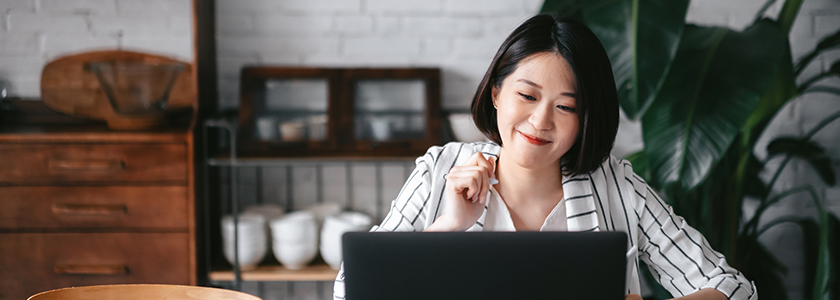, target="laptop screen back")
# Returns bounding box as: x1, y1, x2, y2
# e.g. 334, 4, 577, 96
342, 231, 627, 300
